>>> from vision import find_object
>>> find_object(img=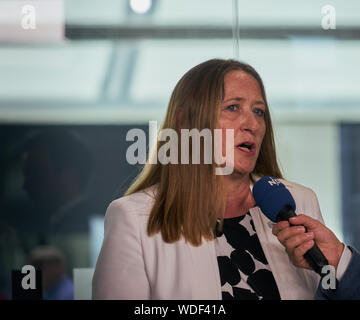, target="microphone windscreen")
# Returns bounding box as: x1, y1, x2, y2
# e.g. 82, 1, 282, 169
252, 176, 296, 222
